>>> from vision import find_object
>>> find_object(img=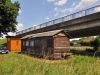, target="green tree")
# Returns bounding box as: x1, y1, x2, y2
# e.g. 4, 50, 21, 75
90, 36, 100, 51
79, 37, 85, 42
0, 0, 20, 36
70, 41, 74, 46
